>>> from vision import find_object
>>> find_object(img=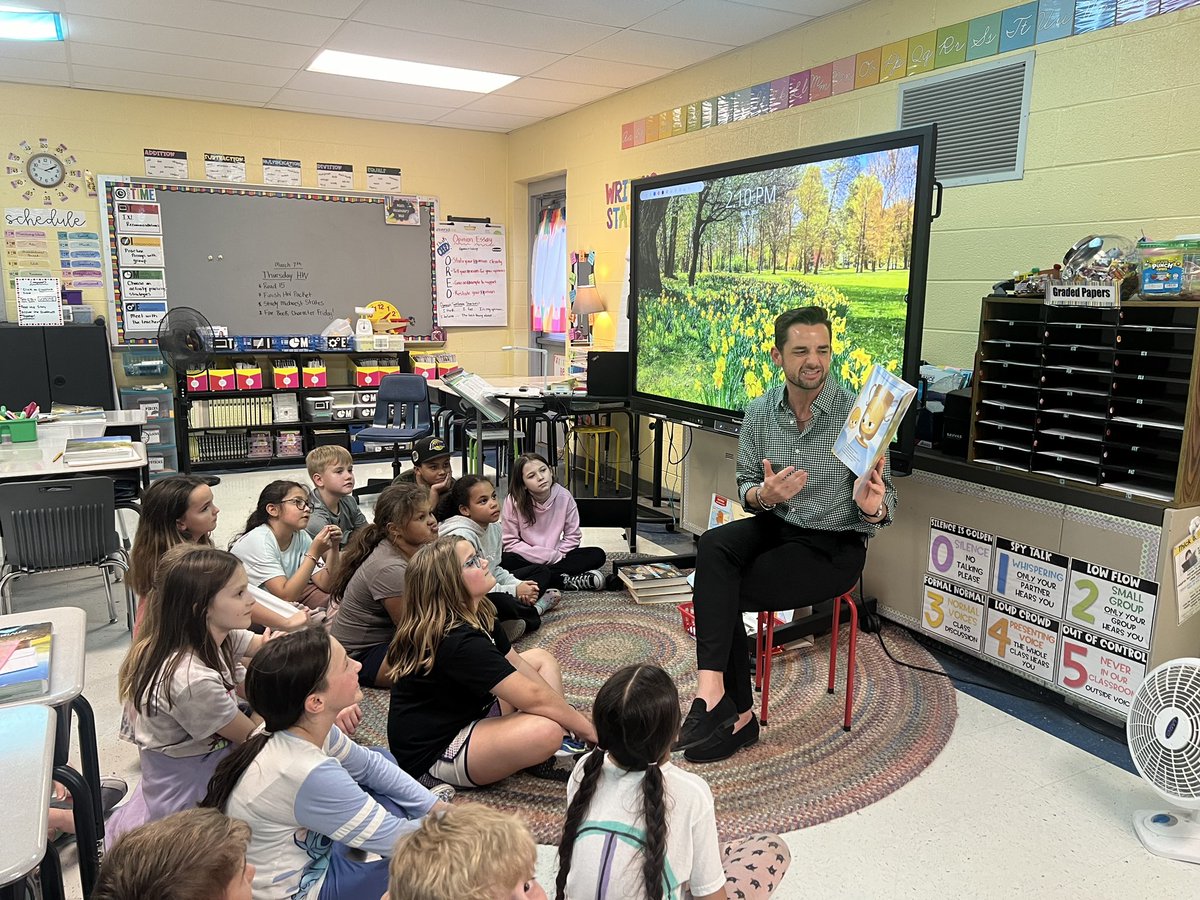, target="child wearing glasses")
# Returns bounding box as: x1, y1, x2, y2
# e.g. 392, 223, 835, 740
231, 480, 341, 611
386, 536, 596, 790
